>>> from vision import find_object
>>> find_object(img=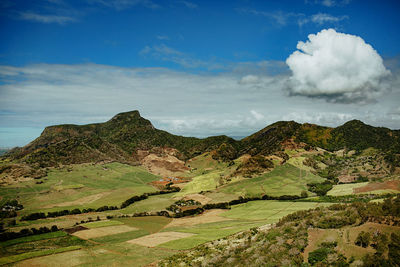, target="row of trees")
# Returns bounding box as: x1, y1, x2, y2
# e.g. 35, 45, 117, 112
21, 186, 181, 221
0, 225, 59, 242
